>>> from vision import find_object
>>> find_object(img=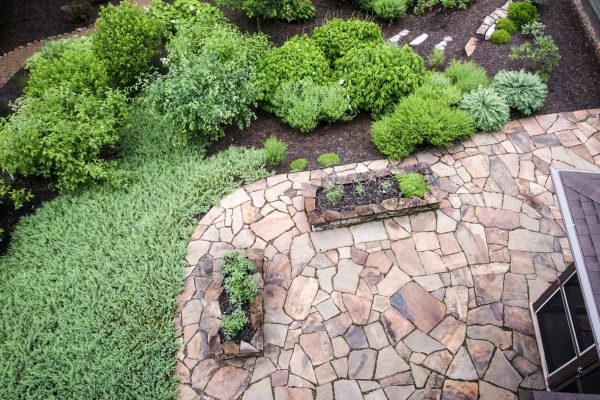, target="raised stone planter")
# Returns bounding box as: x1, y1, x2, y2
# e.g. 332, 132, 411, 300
303, 163, 441, 231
